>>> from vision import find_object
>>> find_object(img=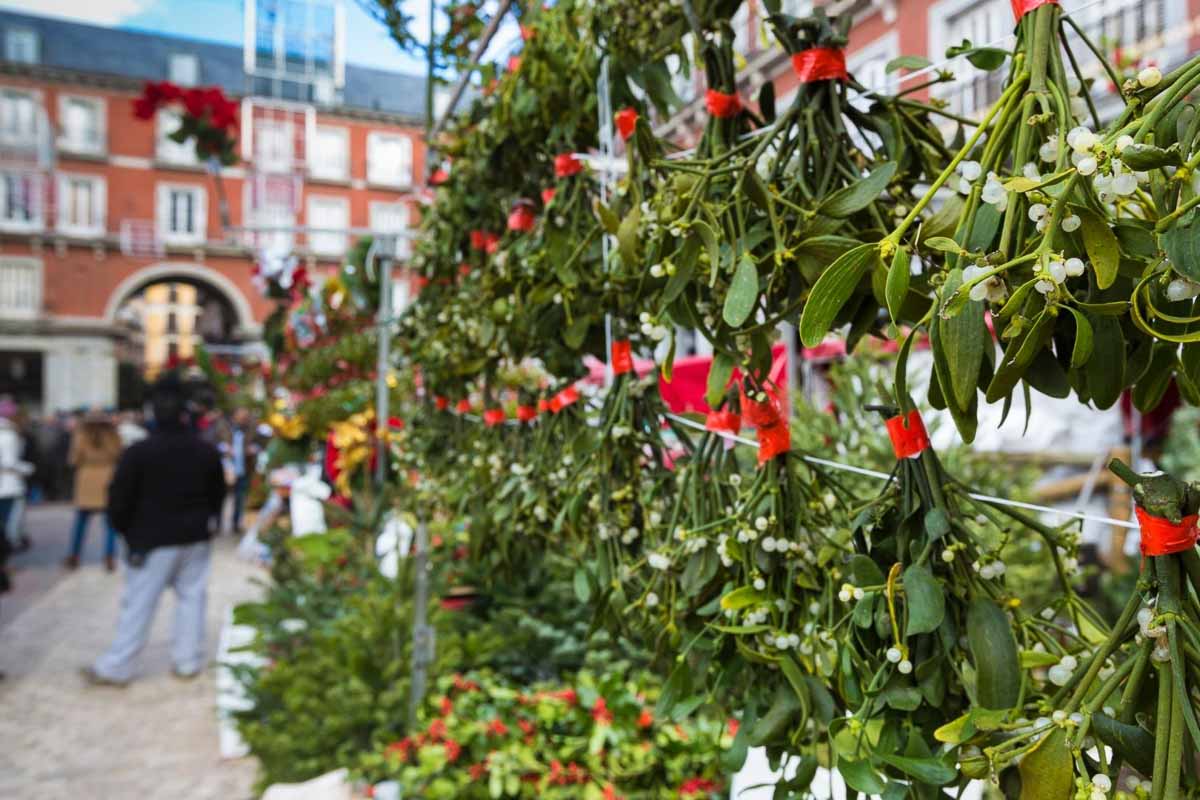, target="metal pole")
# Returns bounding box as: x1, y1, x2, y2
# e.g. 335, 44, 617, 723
427, 0, 515, 143
407, 518, 432, 729
374, 246, 392, 487
597, 55, 615, 385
